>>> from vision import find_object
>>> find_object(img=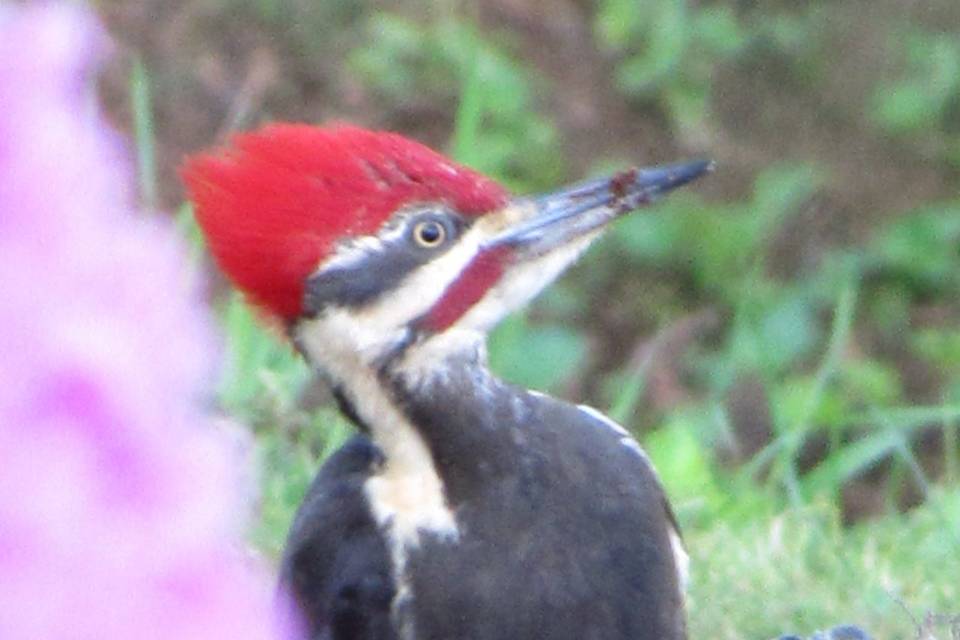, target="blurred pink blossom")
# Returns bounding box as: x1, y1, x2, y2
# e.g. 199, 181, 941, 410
0, 5, 291, 639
